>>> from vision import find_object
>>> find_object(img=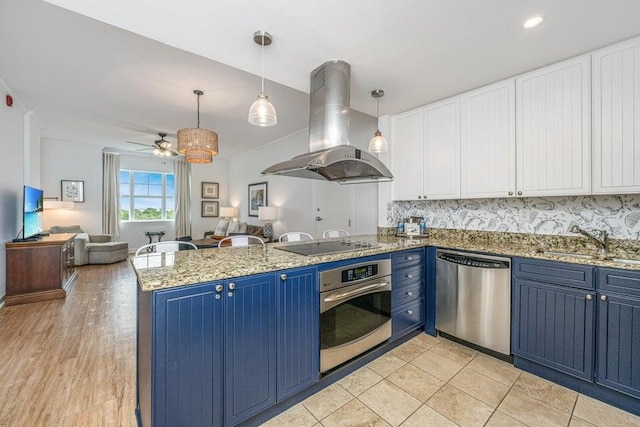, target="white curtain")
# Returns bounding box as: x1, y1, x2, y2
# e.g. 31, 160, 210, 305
173, 159, 192, 238
102, 151, 120, 240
